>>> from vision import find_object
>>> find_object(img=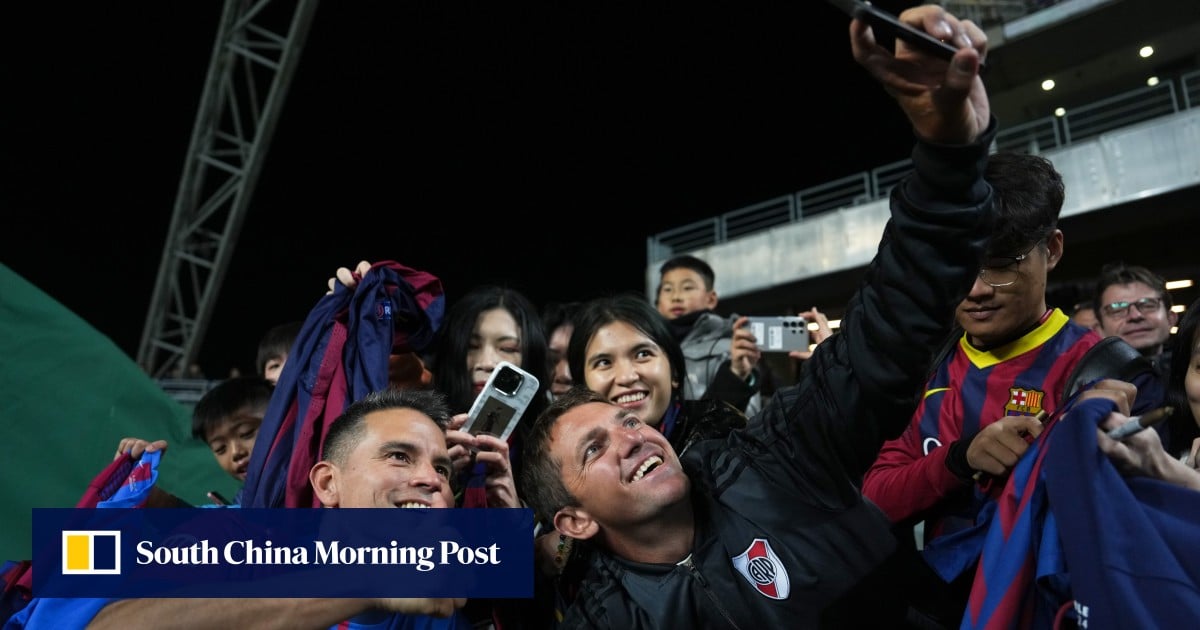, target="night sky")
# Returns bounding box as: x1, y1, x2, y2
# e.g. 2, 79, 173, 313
3, 2, 919, 376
